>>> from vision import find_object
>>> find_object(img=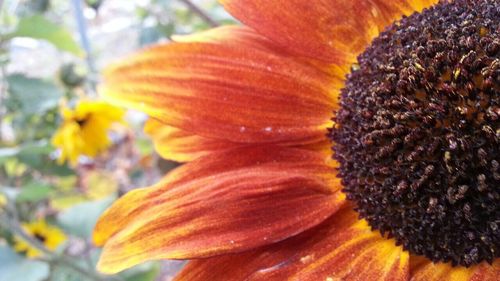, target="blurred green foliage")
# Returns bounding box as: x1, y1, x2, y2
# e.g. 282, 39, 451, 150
6, 15, 83, 55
